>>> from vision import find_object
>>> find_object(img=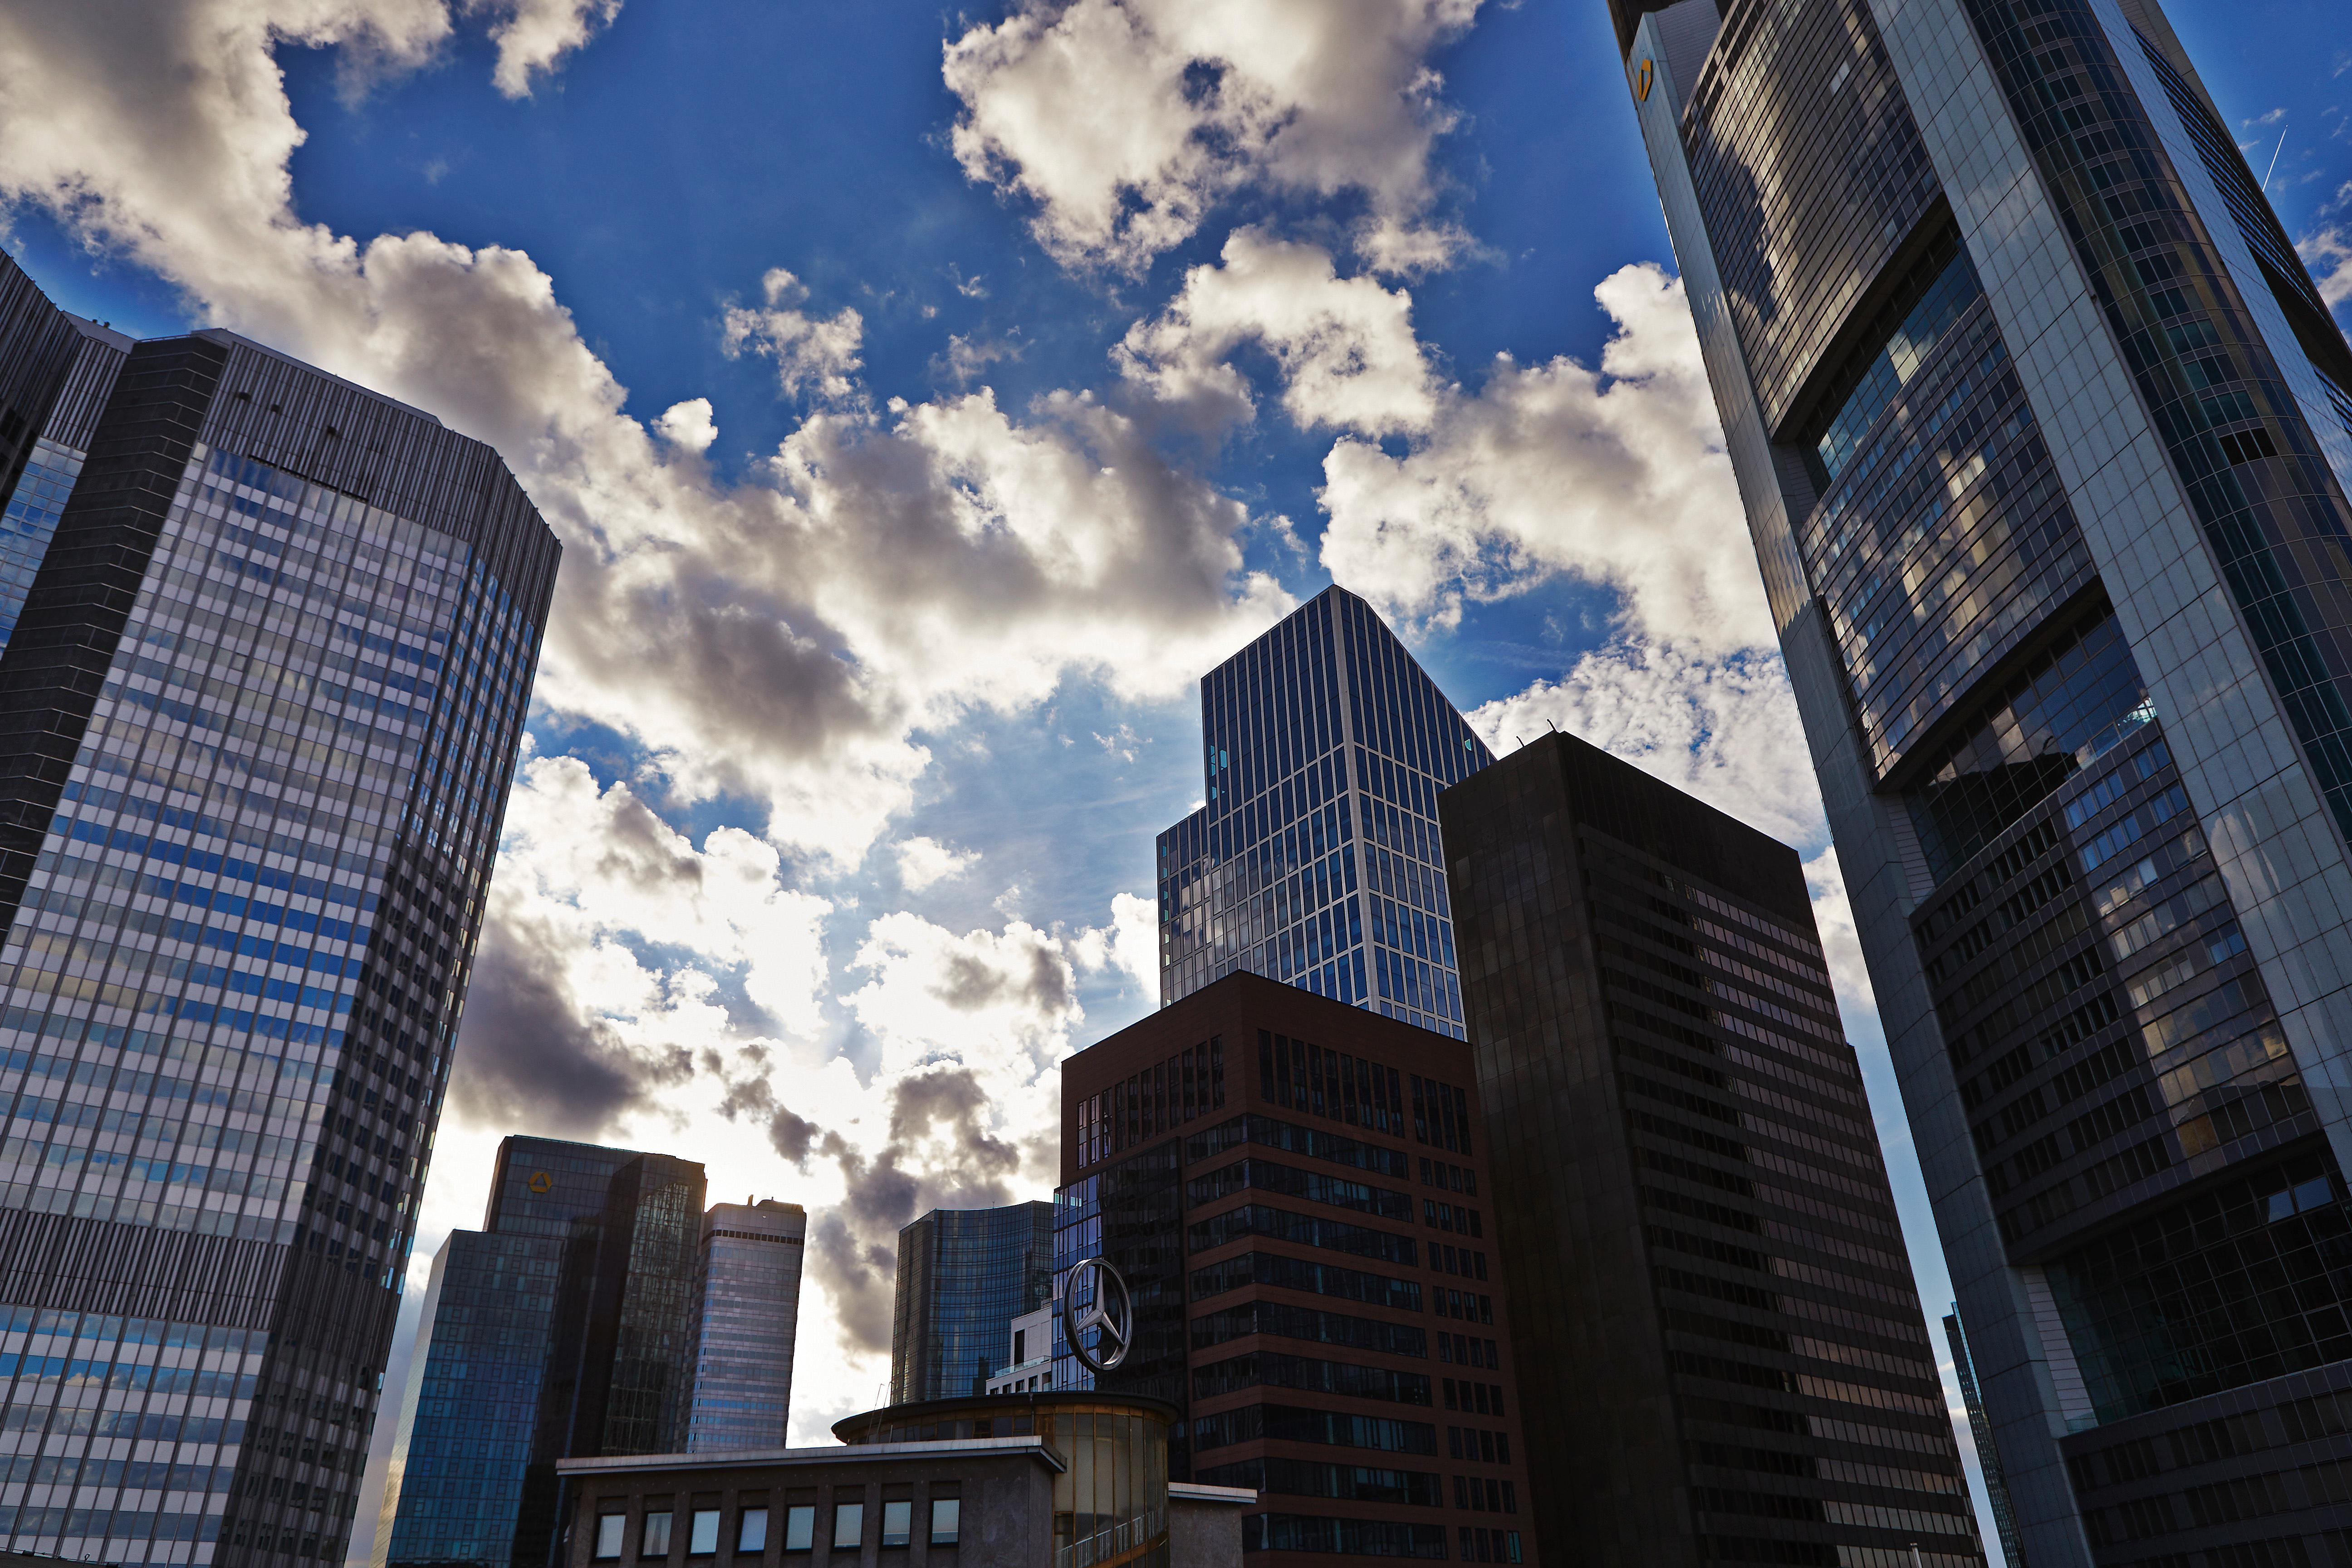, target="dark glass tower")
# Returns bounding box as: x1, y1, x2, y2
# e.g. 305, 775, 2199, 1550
0, 309, 129, 657
888, 1203, 1054, 1403
1617, 0, 2352, 1557
0, 246, 557, 1568
1157, 586, 1494, 1039
1441, 732, 1980, 1568
683, 1198, 806, 1453
377, 1138, 642, 1568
